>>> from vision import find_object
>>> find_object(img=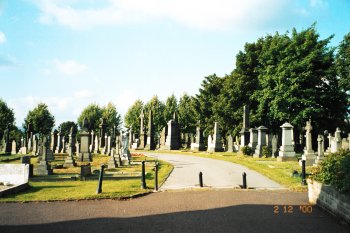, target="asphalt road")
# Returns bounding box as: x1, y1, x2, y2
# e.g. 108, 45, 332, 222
0, 190, 348, 233
146, 152, 282, 190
